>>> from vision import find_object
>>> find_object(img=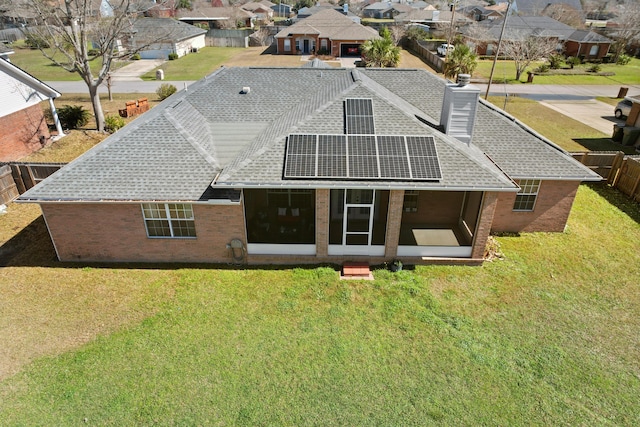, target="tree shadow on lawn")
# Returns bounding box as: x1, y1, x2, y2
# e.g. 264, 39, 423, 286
587, 182, 640, 225
572, 137, 638, 154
